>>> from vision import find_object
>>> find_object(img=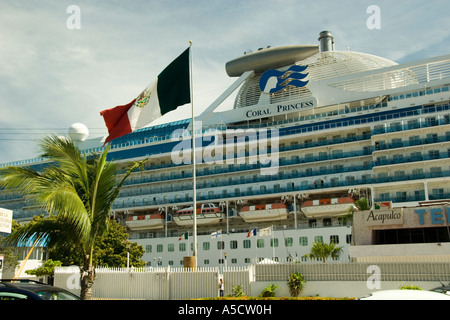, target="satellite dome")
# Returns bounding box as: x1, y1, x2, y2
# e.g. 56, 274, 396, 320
68, 123, 89, 142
